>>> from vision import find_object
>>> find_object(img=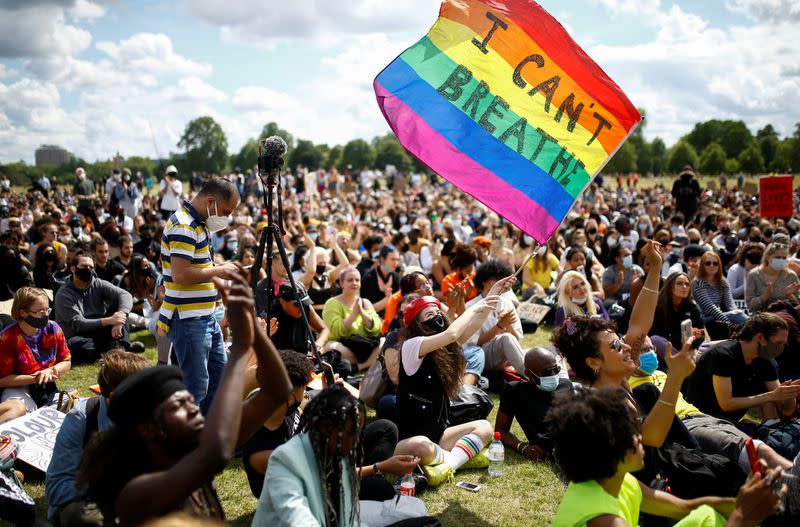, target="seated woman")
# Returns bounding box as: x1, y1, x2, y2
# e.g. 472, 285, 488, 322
727, 244, 763, 300
521, 244, 560, 301
393, 276, 514, 486
33, 242, 60, 290
692, 251, 747, 340
651, 272, 704, 351
746, 242, 800, 313
554, 270, 609, 327
440, 243, 479, 308
556, 247, 604, 299
238, 244, 267, 282
121, 255, 170, 363
323, 267, 383, 372
0, 287, 71, 413
550, 387, 782, 527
